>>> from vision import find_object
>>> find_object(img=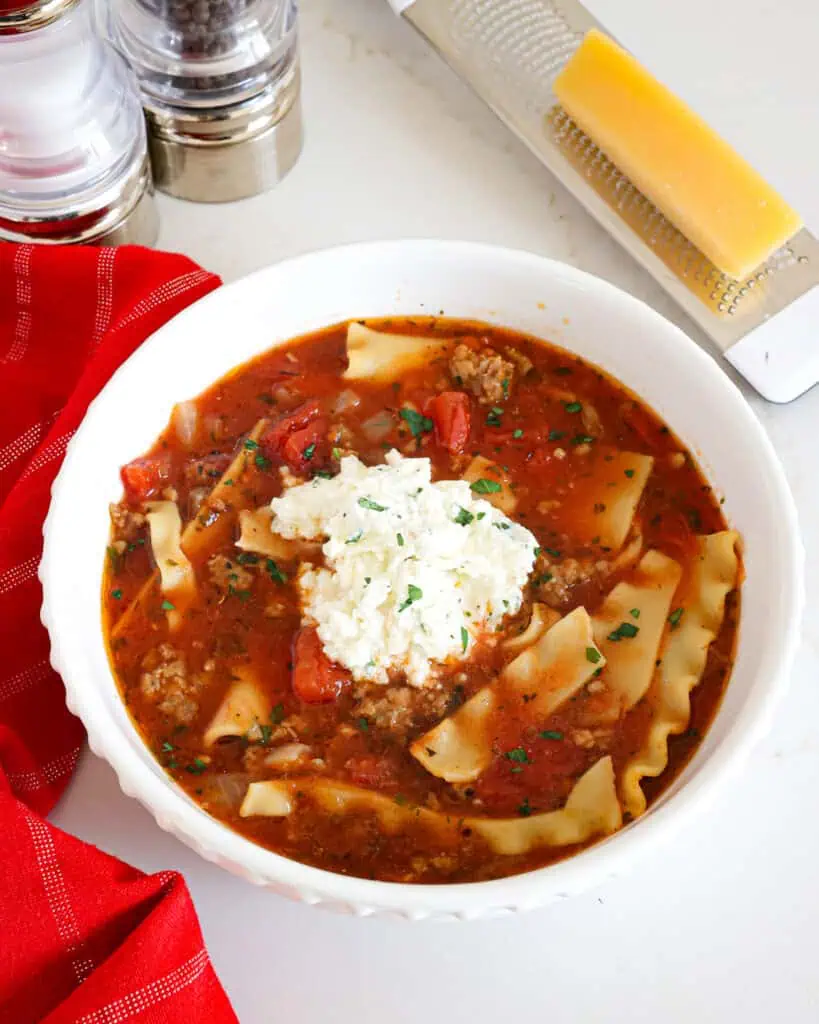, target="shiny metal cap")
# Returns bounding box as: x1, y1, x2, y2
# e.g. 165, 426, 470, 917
0, 0, 79, 33
144, 63, 302, 202
0, 155, 159, 246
